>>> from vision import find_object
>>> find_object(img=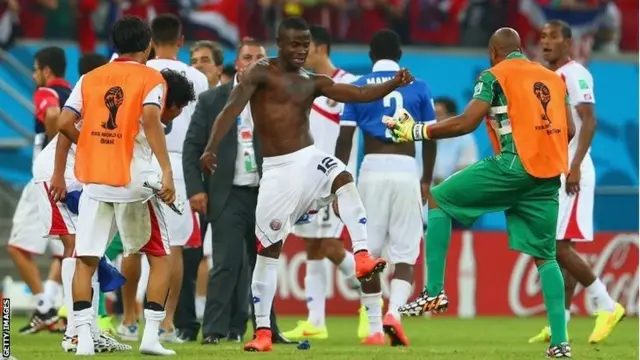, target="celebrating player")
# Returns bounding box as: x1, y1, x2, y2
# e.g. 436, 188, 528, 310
528, 19, 624, 345
336, 29, 437, 347
385, 28, 574, 358
116, 13, 208, 344
199, 17, 413, 352
284, 25, 361, 341
57, 16, 195, 356
9, 46, 69, 335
